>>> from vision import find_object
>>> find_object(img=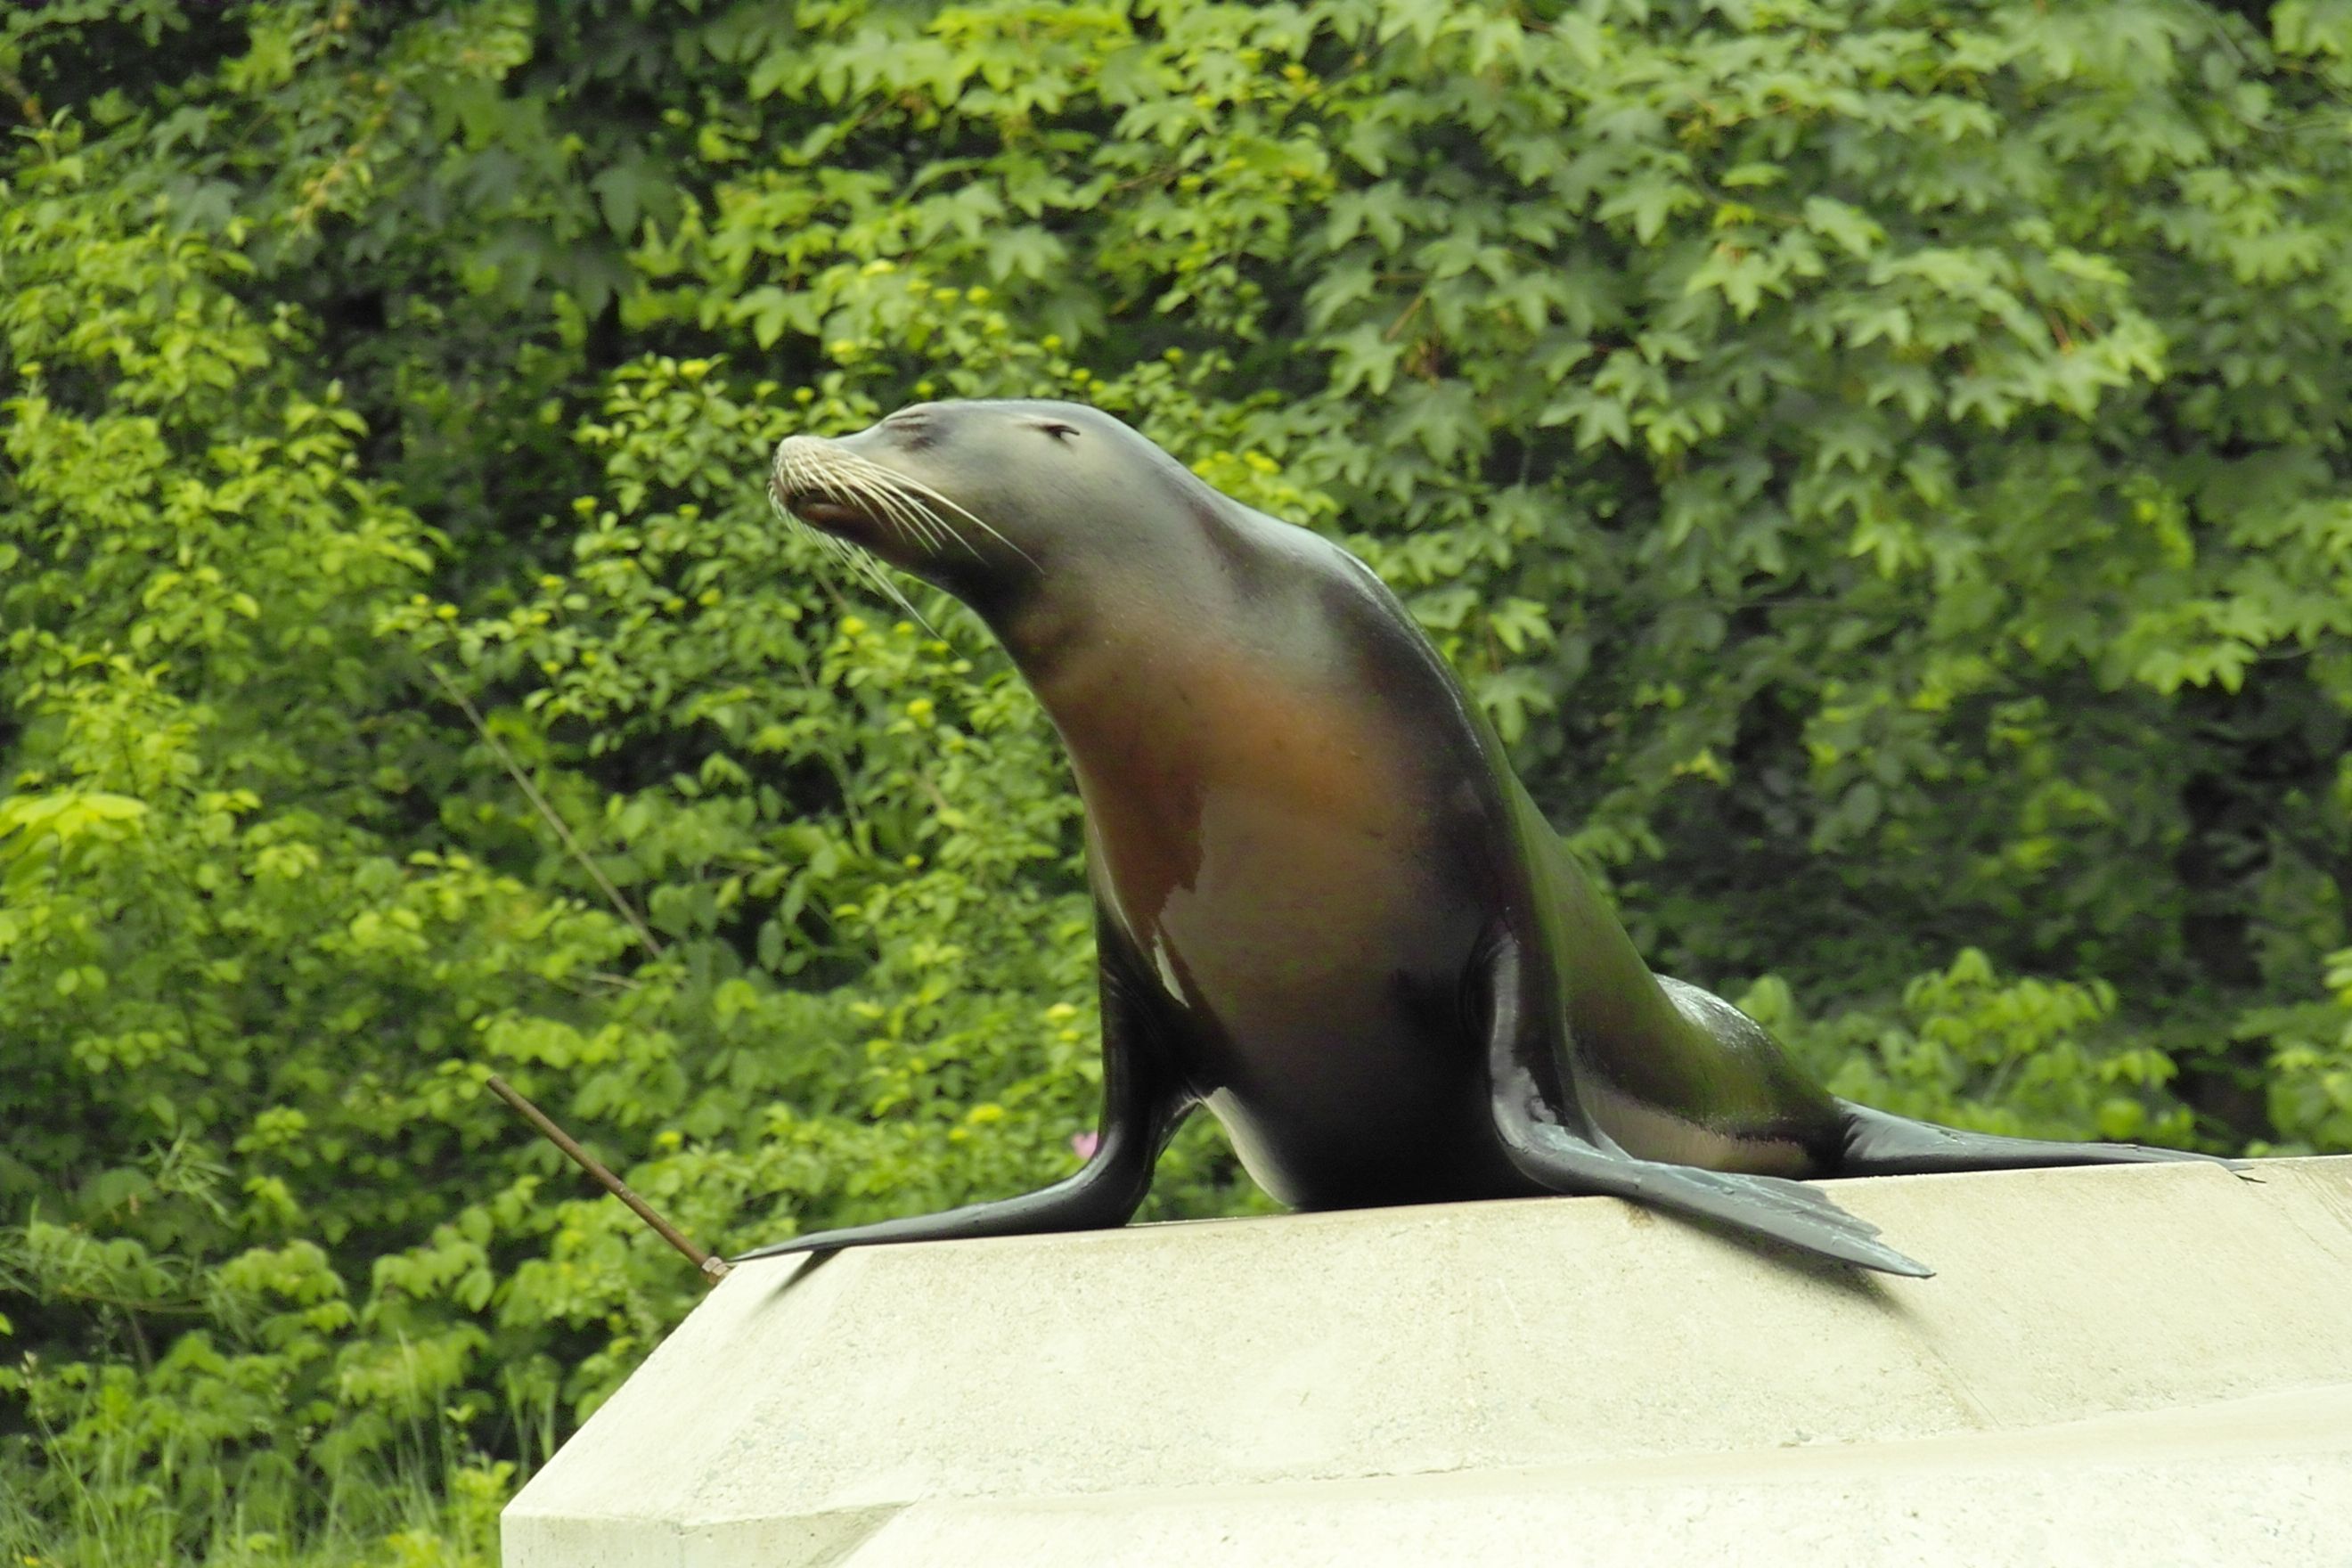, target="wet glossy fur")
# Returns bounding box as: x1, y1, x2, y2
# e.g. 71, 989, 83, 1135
745, 400, 2219, 1277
